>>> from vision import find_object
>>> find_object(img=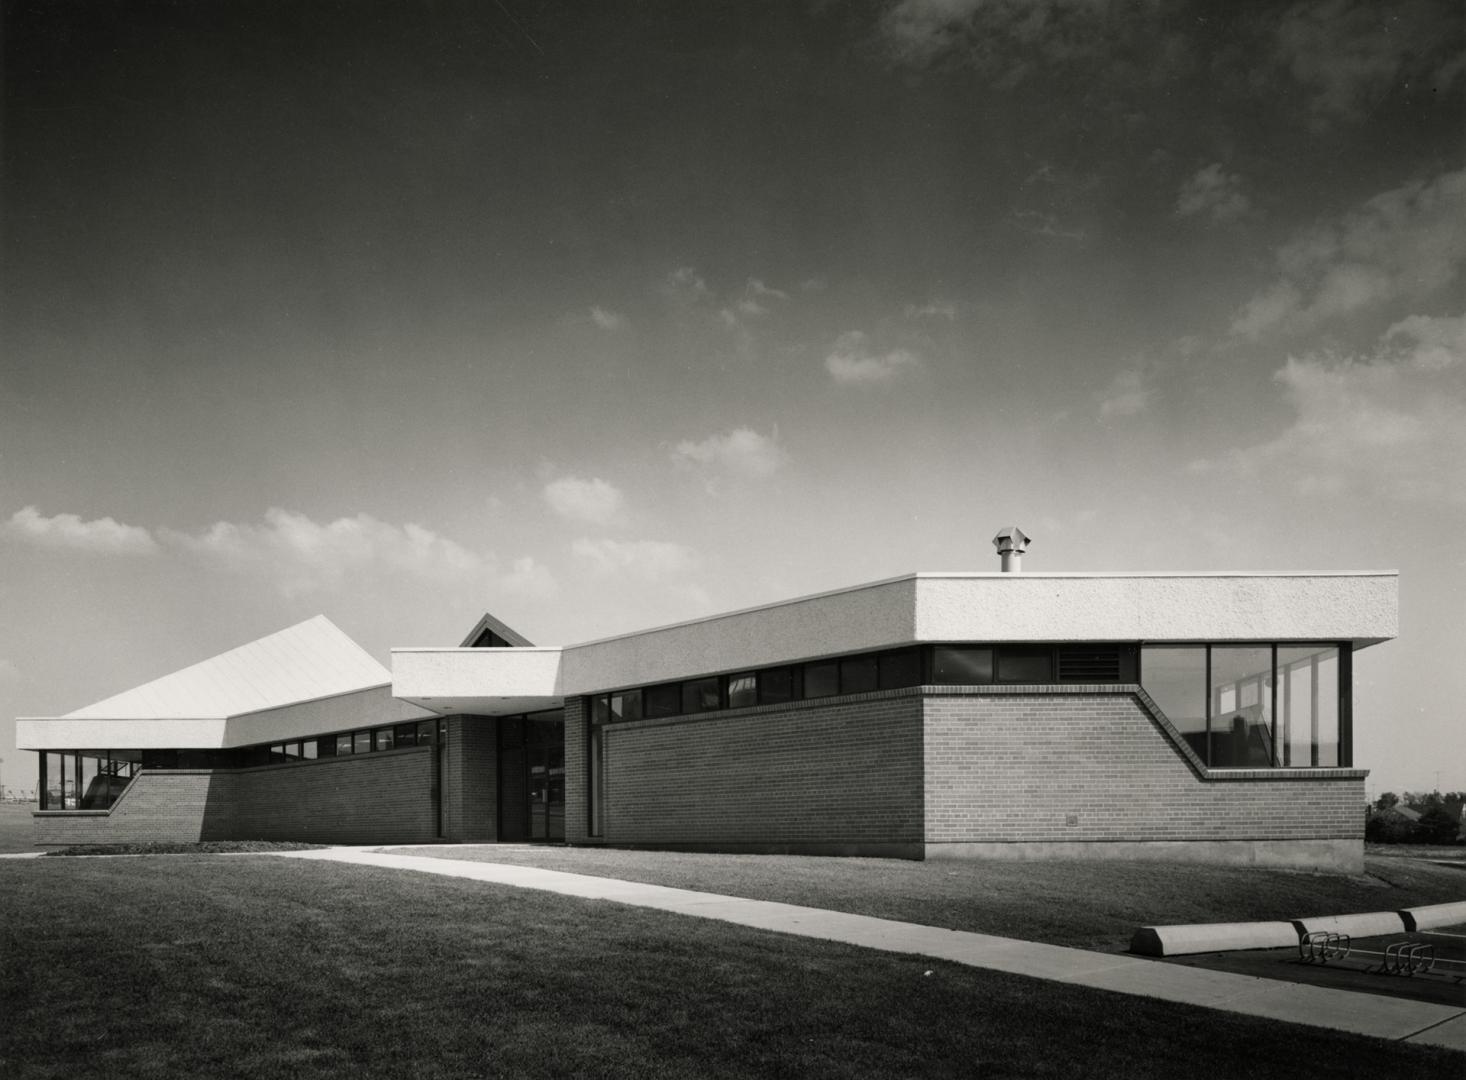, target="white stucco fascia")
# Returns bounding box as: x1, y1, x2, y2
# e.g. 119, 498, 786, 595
911, 572, 1398, 645
391, 646, 565, 715
386, 571, 1397, 704
16, 716, 229, 750
17, 683, 437, 750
